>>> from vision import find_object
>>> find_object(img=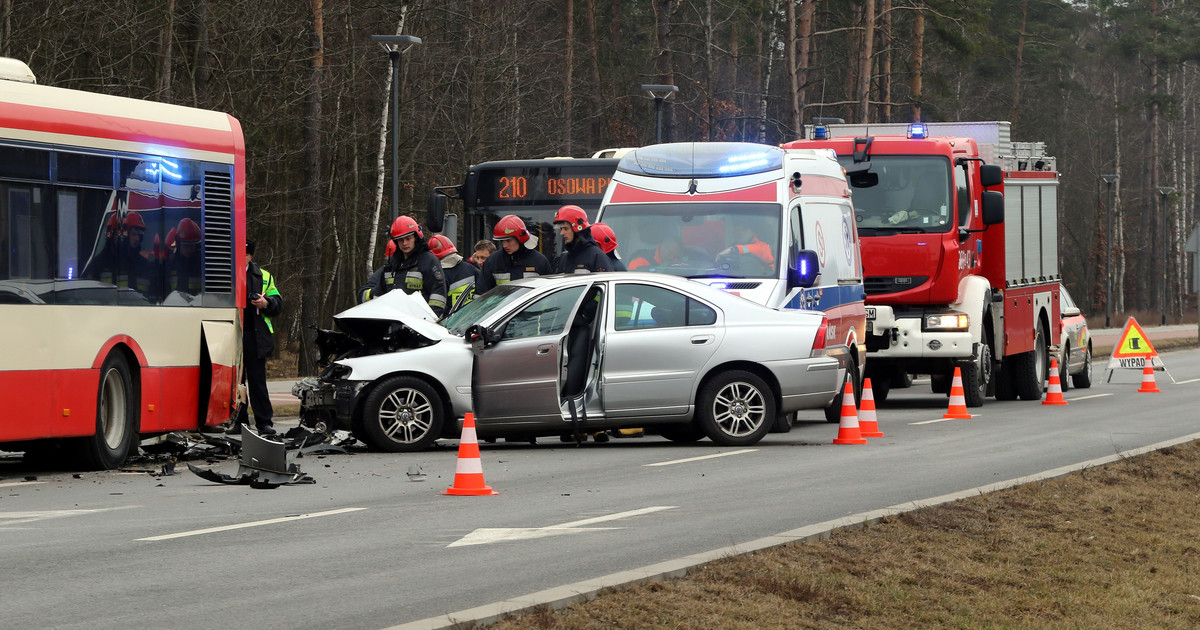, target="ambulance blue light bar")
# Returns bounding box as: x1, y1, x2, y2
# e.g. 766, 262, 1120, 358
907, 123, 927, 139
618, 142, 784, 178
